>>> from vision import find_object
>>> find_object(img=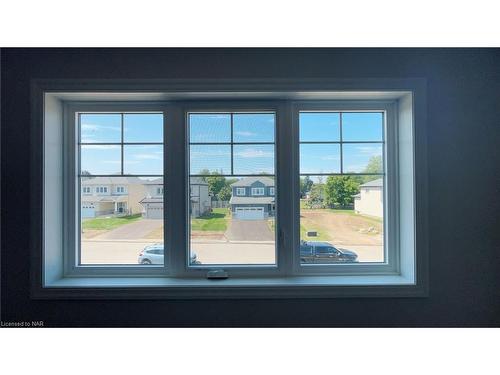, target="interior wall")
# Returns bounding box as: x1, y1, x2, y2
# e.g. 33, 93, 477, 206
1, 48, 499, 327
